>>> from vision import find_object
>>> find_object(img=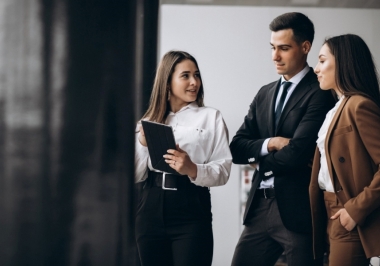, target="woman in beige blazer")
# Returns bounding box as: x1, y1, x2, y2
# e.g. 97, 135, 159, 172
310, 34, 380, 266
